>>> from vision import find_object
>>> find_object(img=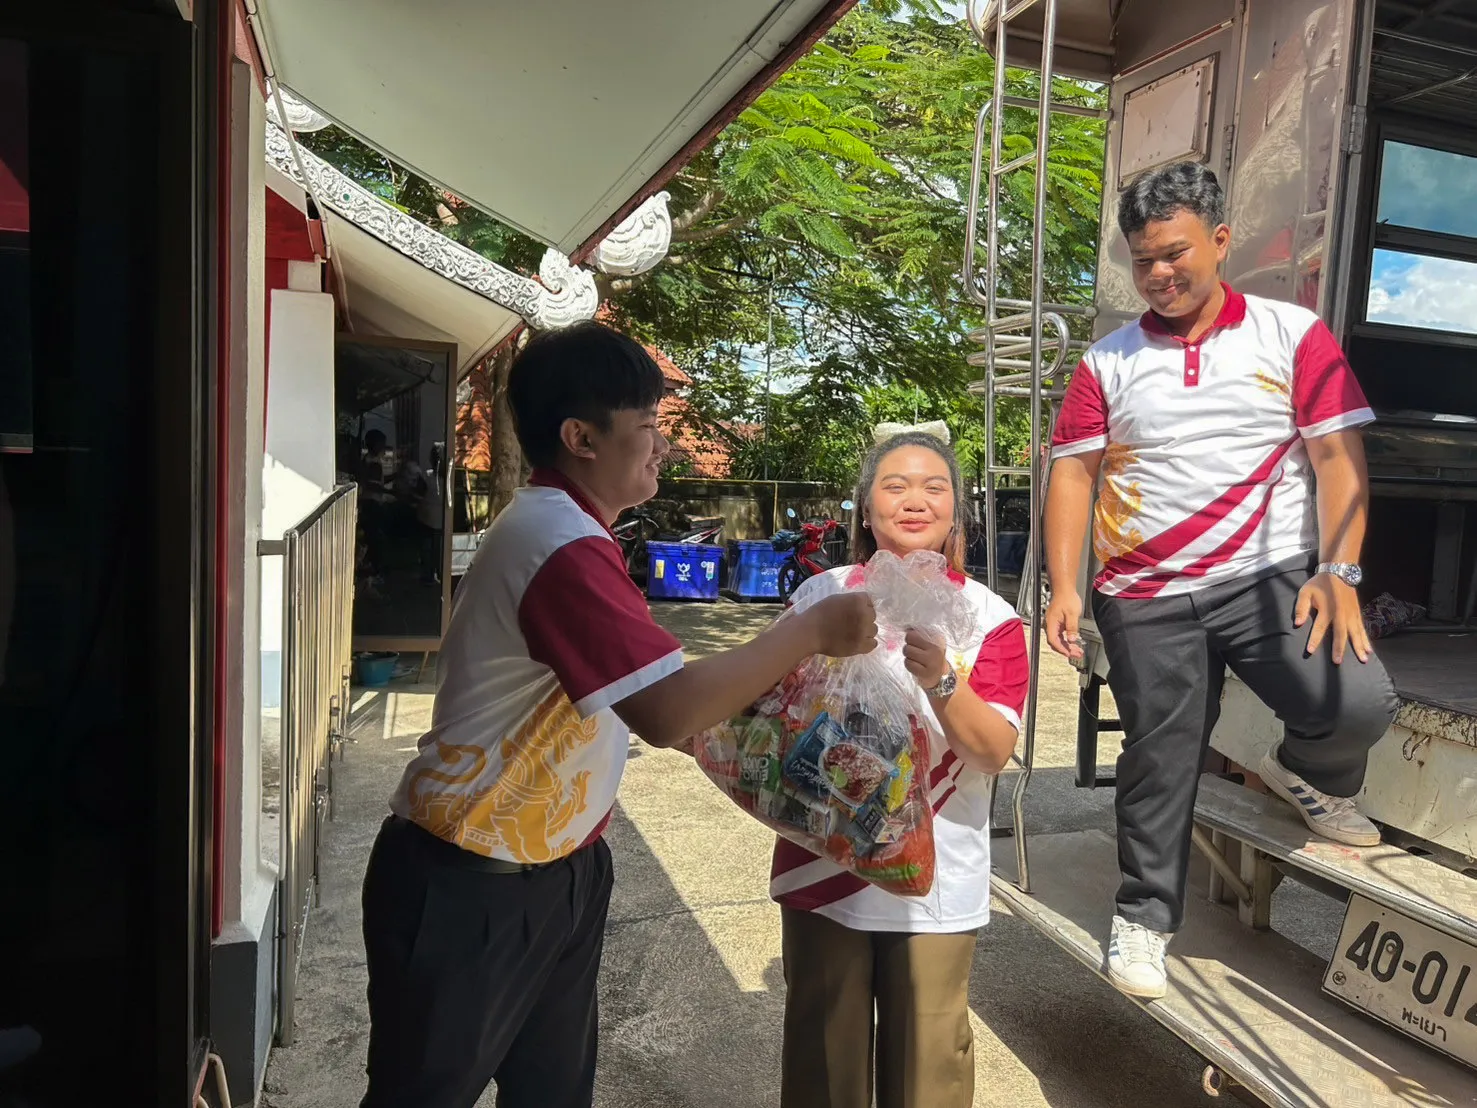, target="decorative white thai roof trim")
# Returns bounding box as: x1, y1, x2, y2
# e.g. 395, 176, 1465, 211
265, 121, 598, 331
594, 190, 672, 276
265, 85, 332, 132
